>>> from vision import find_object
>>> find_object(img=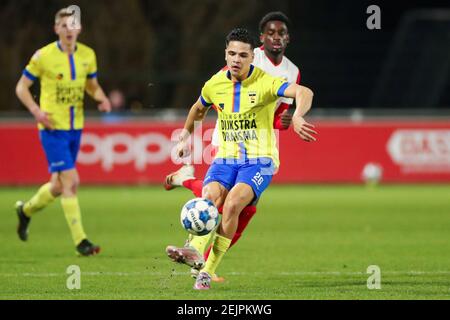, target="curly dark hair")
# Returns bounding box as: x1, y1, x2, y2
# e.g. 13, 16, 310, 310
259, 11, 291, 33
